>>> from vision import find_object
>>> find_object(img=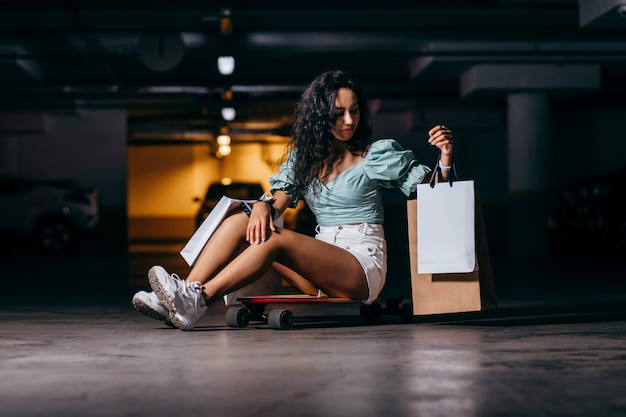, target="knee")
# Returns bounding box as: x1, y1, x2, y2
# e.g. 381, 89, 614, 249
220, 211, 248, 232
